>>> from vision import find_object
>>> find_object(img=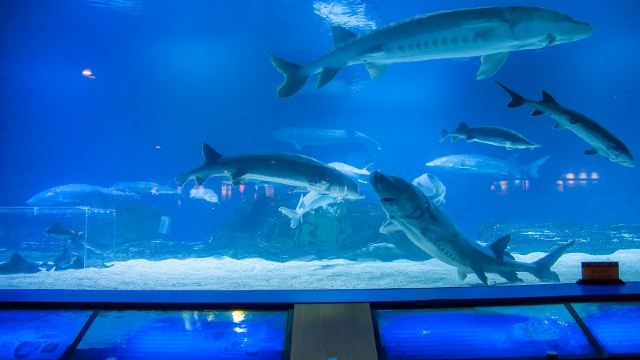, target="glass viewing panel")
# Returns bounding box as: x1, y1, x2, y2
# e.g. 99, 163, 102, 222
72, 310, 289, 359
573, 302, 640, 355
0, 310, 92, 360
1, 0, 639, 291
376, 305, 596, 359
